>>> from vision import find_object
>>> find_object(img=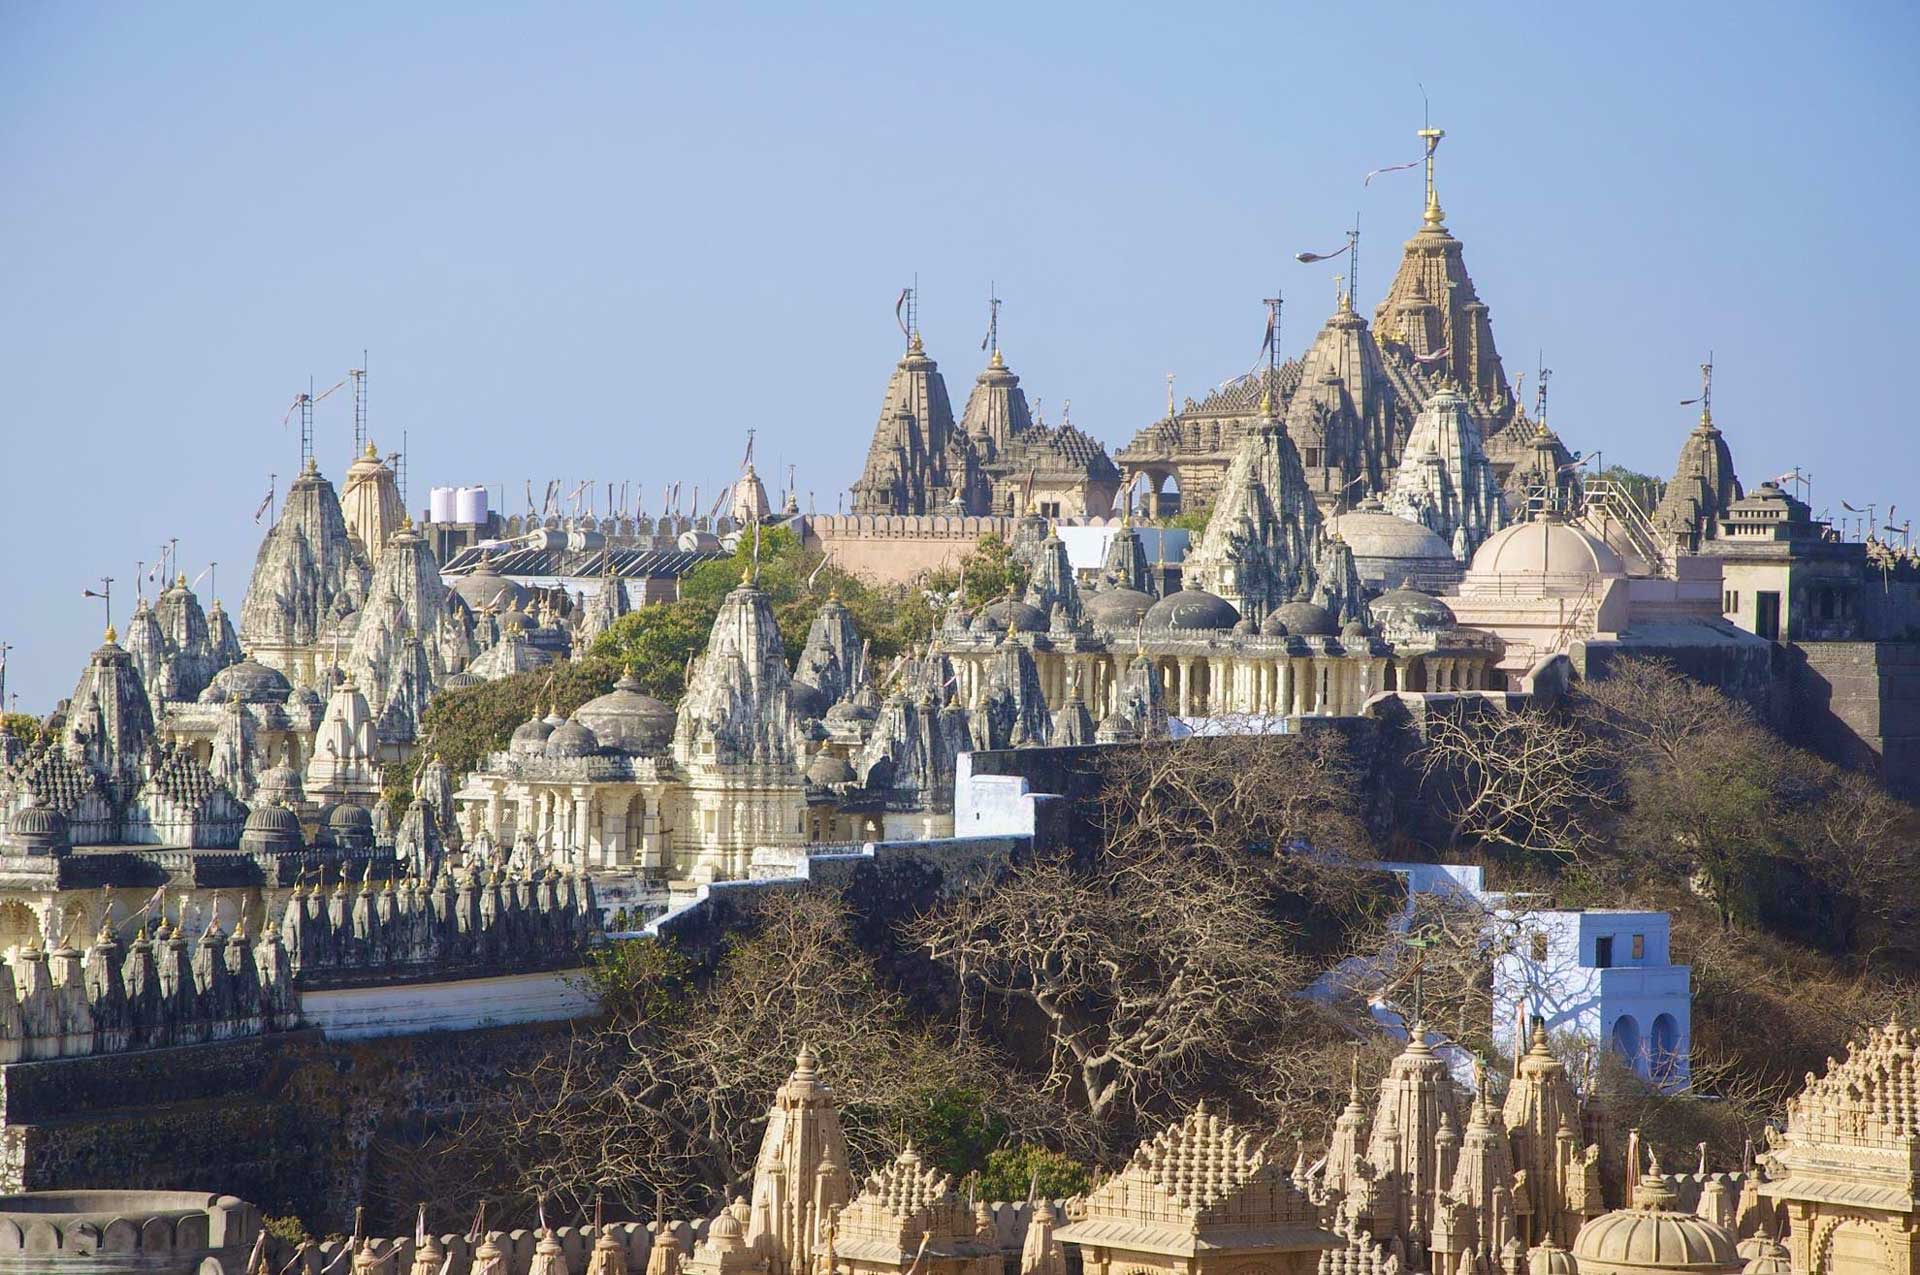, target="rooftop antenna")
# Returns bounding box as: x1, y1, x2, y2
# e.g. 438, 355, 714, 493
1535, 353, 1552, 420
983, 282, 1001, 357
0, 643, 10, 719
350, 353, 368, 454
911, 272, 919, 340
1679, 352, 1714, 425
398, 429, 409, 508
1417, 88, 1446, 227
1346, 215, 1360, 306
1261, 294, 1284, 384
84, 576, 115, 635
299, 379, 315, 468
